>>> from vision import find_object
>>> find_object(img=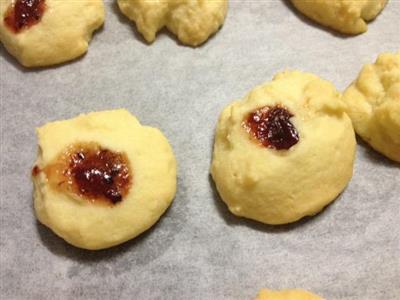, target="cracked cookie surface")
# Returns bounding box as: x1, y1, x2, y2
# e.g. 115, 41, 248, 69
0, 0, 104, 67
33, 109, 177, 250
117, 0, 227, 46
211, 71, 356, 225
290, 0, 388, 34
343, 51, 400, 162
